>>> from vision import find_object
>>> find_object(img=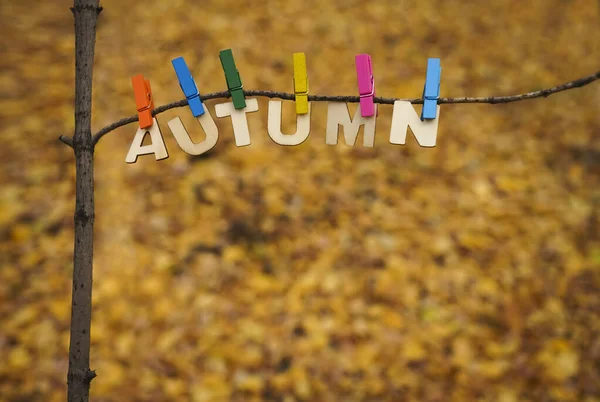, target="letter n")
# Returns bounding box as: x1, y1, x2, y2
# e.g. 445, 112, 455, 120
389, 101, 440, 147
